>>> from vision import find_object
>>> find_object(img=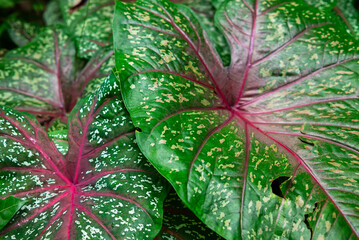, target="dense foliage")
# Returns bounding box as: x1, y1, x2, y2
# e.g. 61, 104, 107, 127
0, 0, 358, 239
